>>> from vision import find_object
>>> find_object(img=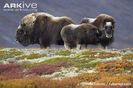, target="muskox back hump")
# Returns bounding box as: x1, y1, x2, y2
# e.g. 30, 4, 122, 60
54, 17, 74, 45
